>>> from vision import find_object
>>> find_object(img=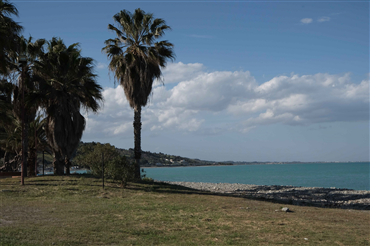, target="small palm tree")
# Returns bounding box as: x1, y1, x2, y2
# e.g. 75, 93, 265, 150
0, 80, 18, 171
102, 8, 175, 180
26, 115, 48, 176
32, 38, 103, 175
